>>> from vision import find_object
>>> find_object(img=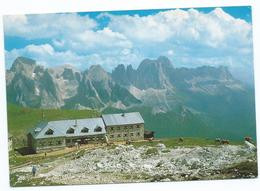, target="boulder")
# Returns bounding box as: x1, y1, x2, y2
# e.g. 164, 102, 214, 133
156, 143, 166, 149
245, 141, 257, 152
